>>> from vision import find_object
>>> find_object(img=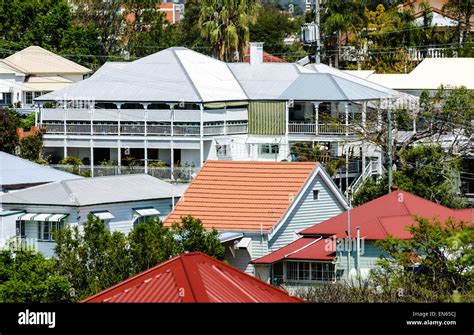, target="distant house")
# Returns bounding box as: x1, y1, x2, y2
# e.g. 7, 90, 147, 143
252, 190, 473, 289
0, 174, 187, 256
160, 3, 182, 24
398, 0, 474, 32
0, 46, 91, 112
164, 160, 349, 274
347, 58, 474, 96
83, 252, 302, 303
0, 151, 81, 193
